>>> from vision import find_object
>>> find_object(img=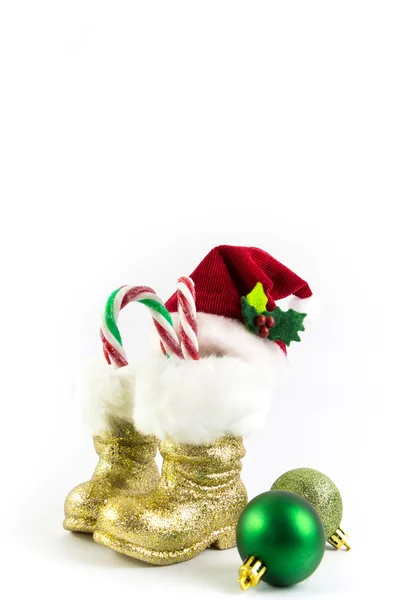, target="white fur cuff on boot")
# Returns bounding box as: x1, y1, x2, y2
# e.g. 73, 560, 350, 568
134, 349, 286, 445
77, 359, 137, 434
